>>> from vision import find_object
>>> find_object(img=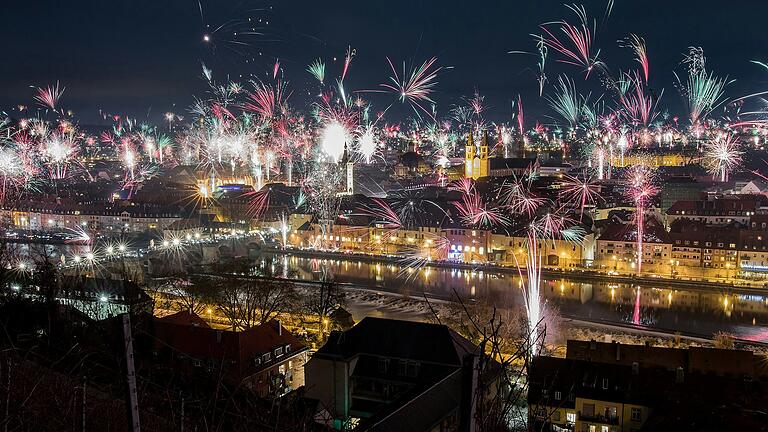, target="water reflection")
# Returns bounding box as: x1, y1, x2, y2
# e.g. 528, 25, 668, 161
258, 253, 768, 343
